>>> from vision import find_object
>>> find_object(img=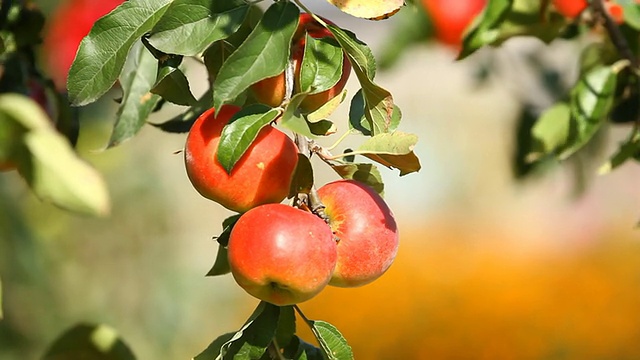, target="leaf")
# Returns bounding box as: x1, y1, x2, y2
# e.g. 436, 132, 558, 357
207, 214, 241, 276
0, 276, 3, 320
43, 323, 136, 360
216, 104, 280, 174
194, 333, 236, 360
299, 36, 345, 95
217, 302, 280, 360
306, 89, 347, 123
289, 154, 314, 197
599, 129, 640, 174
68, 0, 172, 106
528, 102, 571, 161
275, 306, 296, 350
150, 89, 213, 133
213, 2, 299, 111
459, 0, 566, 60
308, 119, 336, 136
109, 40, 162, 148
147, 0, 249, 56
326, 25, 394, 135
349, 89, 400, 136
0, 94, 110, 216
280, 93, 317, 139
282, 336, 324, 360
620, 0, 640, 30
357, 132, 421, 175
331, 163, 384, 195
151, 66, 198, 106
309, 320, 354, 360
560, 64, 618, 160
326, 0, 403, 20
